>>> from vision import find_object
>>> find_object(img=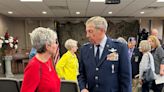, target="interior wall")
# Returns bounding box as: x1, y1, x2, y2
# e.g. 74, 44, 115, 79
151, 20, 163, 40
0, 16, 163, 53
107, 20, 139, 40
57, 20, 139, 55
57, 22, 86, 55
140, 19, 150, 33
7, 19, 56, 50
0, 15, 10, 36
140, 18, 163, 41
